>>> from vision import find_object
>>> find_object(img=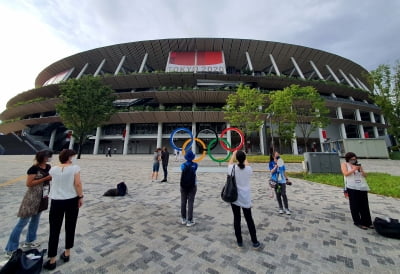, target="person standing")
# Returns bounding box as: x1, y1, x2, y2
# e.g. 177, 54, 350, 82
43, 149, 83, 270
161, 147, 170, 182
270, 151, 291, 215
180, 150, 198, 227
4, 150, 52, 258
106, 147, 111, 157
151, 148, 161, 182
341, 152, 373, 230
228, 150, 261, 249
